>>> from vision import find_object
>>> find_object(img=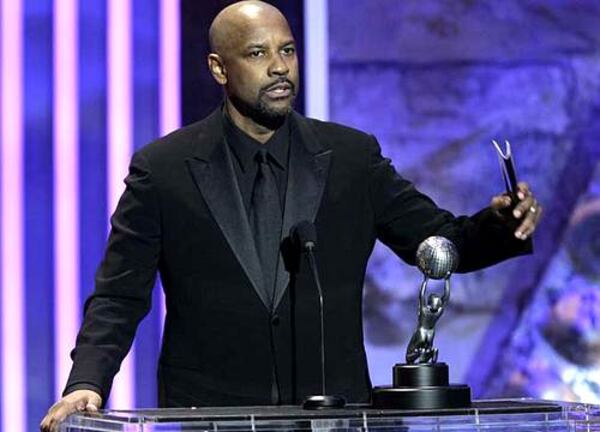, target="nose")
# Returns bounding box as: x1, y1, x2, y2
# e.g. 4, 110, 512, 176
269, 53, 289, 76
